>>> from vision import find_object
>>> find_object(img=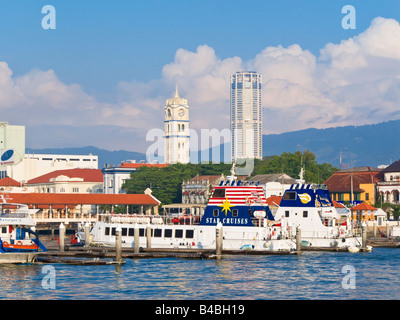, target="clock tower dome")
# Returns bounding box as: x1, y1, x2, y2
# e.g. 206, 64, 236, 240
164, 86, 190, 164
